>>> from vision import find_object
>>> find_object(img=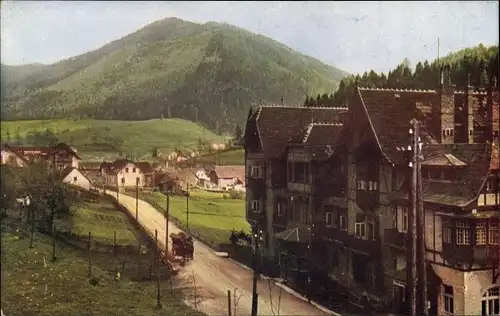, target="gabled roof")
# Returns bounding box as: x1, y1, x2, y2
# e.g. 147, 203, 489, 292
0, 143, 30, 164
288, 123, 345, 159
422, 153, 467, 167
275, 226, 310, 243
357, 87, 440, 164
395, 143, 494, 207
101, 159, 153, 174
212, 165, 245, 183
59, 166, 91, 183
251, 105, 347, 159
9, 142, 81, 160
